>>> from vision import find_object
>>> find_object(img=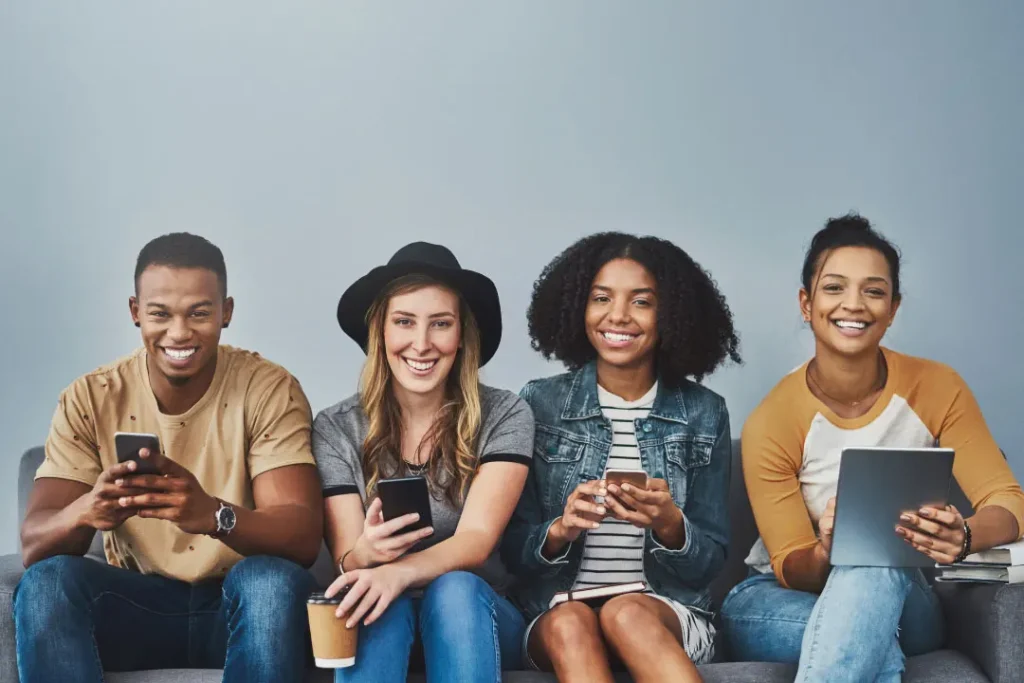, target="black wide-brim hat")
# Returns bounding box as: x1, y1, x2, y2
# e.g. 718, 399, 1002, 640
337, 242, 502, 366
